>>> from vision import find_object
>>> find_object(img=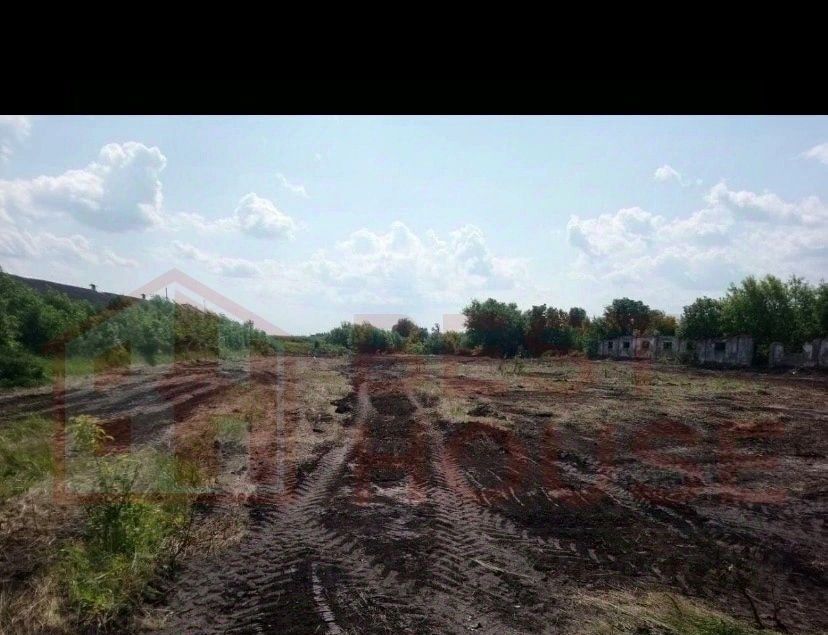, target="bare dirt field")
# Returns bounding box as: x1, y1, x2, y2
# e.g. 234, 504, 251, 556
2, 355, 826, 633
